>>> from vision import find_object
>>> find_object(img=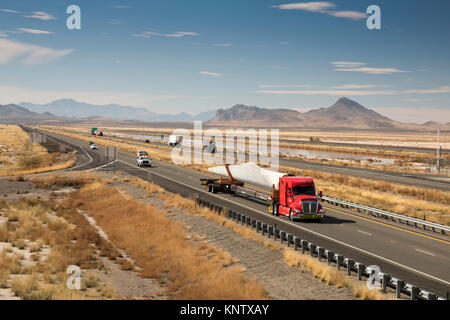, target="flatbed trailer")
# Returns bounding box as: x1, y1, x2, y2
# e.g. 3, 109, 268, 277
200, 164, 324, 222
